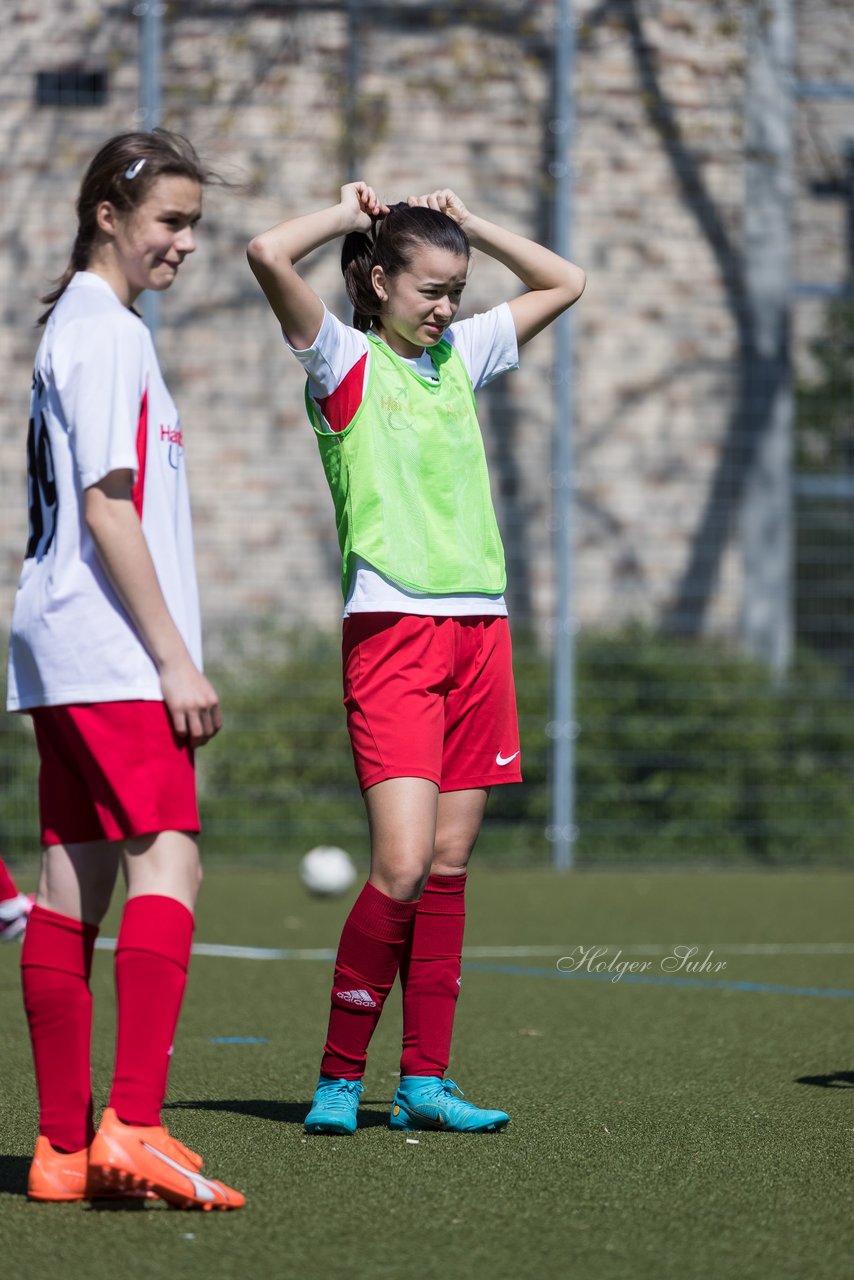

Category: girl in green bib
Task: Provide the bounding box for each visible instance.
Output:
[248,183,585,1133]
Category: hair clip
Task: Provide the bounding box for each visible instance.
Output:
[124,158,146,180]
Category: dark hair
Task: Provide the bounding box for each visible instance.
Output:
[341,203,471,333]
[38,128,212,325]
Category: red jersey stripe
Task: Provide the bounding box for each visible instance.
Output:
[132,388,148,517]
[315,350,368,434]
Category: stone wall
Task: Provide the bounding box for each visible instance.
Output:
[0,0,850,654]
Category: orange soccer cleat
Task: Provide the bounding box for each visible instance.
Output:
[27,1135,153,1202]
[27,1137,89,1202]
[87,1108,245,1211]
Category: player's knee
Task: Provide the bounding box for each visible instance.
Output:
[431,834,473,875]
[369,867,428,902]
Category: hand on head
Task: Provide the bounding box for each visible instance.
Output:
[407,189,470,227]
[340,183,470,230]
[341,182,389,229]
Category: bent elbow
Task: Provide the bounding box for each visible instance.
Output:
[246,235,268,271]
[247,233,285,276]
[568,266,586,304]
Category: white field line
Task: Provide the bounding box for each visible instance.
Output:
[92,939,854,960]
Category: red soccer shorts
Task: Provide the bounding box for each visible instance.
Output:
[30,701,199,846]
[342,613,522,793]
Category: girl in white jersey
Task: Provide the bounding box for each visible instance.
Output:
[8,130,243,1210]
[248,183,585,1134]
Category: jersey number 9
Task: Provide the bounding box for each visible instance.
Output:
[26,402,58,561]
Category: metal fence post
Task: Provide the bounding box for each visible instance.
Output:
[741,0,795,677]
[136,1,163,339]
[549,0,578,870]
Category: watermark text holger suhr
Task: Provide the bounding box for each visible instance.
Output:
[556,946,727,983]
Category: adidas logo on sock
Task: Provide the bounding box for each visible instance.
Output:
[335,988,377,1008]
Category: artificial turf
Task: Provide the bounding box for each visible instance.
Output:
[1,867,852,1280]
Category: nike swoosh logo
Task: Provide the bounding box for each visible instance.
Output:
[141,1142,218,1202]
[495,751,520,766]
[408,1110,446,1129]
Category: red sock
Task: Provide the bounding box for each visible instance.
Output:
[20,906,99,1152]
[0,857,20,902]
[399,873,466,1077]
[320,882,418,1080]
[108,895,194,1128]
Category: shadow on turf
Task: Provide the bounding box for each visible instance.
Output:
[795,1070,854,1088]
[84,1199,150,1212]
[164,1099,393,1128]
[0,1156,150,1209]
[0,1156,29,1196]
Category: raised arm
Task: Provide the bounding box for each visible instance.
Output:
[408,190,586,347]
[247,182,387,350]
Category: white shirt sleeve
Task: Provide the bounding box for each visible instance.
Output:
[52,314,145,489]
[285,306,370,400]
[445,302,519,390]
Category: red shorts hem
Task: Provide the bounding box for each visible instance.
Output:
[39,822,201,848]
[440,770,523,793]
[357,765,522,794]
[359,766,442,793]
[32,702,199,846]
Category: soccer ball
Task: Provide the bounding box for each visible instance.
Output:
[299,846,357,897]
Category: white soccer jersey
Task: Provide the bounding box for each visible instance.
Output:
[6,272,202,711]
[287,303,519,617]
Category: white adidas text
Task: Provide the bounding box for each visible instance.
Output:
[335,988,377,1008]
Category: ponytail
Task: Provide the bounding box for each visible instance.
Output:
[340,202,470,333]
[341,224,381,333]
[37,228,96,326]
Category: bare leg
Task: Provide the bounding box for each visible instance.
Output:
[432,787,490,876]
[37,841,121,926]
[121,830,202,911]
[34,827,202,921]
[364,776,440,900]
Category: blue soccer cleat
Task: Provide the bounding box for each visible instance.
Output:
[304,1076,364,1134]
[389,1076,509,1133]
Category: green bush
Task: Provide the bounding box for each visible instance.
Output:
[795,296,854,674]
[197,630,364,859]
[0,711,39,857]
[573,630,854,865]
